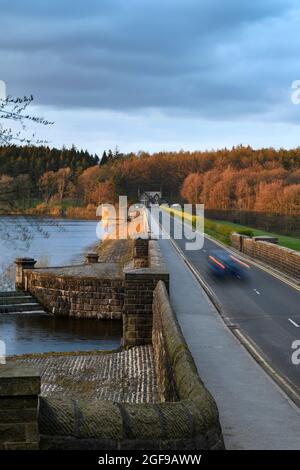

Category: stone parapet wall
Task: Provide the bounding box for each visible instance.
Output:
[230,232,245,251]
[122,240,169,347]
[24,264,124,320]
[22,238,167,327]
[152,283,178,402]
[0,364,40,450]
[5,234,224,450]
[151,281,224,449]
[230,232,300,281]
[38,280,224,450]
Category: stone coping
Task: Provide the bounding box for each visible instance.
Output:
[25,262,123,280]
[0,363,40,396]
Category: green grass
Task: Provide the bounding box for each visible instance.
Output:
[161,206,300,252]
[161,206,233,245]
[210,219,300,252]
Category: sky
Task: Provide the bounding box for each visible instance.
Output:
[1,0,300,154]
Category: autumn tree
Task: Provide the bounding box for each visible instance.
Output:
[39,171,57,204]
[56,167,72,202]
[88,180,116,205]
[181,173,203,204]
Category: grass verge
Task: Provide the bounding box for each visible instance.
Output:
[161,207,300,251]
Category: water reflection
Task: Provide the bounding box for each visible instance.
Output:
[0,217,100,289]
[0,217,121,355]
[1,314,122,355]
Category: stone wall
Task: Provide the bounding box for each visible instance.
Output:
[24,264,124,320]
[152,283,178,402]
[38,280,224,450]
[23,238,168,332]
[231,232,300,281]
[4,232,224,450]
[0,364,40,450]
[230,233,247,251]
[152,281,224,447]
[122,240,169,347]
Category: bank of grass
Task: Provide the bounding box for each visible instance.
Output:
[161,206,300,252]
[211,219,300,252]
[24,199,97,219]
[162,206,233,245]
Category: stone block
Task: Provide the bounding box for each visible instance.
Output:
[0,364,40,397]
[0,423,26,443]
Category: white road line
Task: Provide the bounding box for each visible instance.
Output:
[253,289,261,295]
[288,318,300,328]
[166,210,300,294]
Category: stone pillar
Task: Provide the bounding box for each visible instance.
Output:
[133,238,149,268]
[123,269,169,347]
[15,258,36,290]
[85,253,99,264]
[0,363,40,450]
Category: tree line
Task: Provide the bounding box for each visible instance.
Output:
[79,146,300,218]
[1,144,300,223]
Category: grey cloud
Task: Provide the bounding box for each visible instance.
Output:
[0,0,299,122]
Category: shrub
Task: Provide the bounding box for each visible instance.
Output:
[237,229,254,237]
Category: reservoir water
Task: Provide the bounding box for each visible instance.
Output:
[0,217,122,355]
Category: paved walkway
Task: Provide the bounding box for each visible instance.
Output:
[158,237,300,450]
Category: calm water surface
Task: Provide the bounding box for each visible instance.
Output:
[0,217,122,355]
[1,316,122,355]
[0,216,101,276]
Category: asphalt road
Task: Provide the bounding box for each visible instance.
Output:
[152,209,300,395]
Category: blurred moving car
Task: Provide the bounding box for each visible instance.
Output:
[207,249,250,279]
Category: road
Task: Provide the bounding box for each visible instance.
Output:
[151,208,300,397]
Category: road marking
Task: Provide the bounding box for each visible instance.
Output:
[156,211,300,408]
[288,318,300,328]
[235,329,300,408]
[253,289,261,295]
[168,211,300,294]
[203,232,300,293]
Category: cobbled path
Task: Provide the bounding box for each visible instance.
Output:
[15,345,158,403]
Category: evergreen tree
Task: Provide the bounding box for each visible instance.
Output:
[100,151,108,166]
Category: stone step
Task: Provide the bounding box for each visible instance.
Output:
[0,296,39,305]
[0,310,47,315]
[0,291,46,315]
[0,303,45,314]
[0,290,31,297]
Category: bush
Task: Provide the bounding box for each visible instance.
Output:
[204,219,233,244]
[237,229,254,237]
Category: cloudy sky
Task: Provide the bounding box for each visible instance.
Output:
[1,0,300,153]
